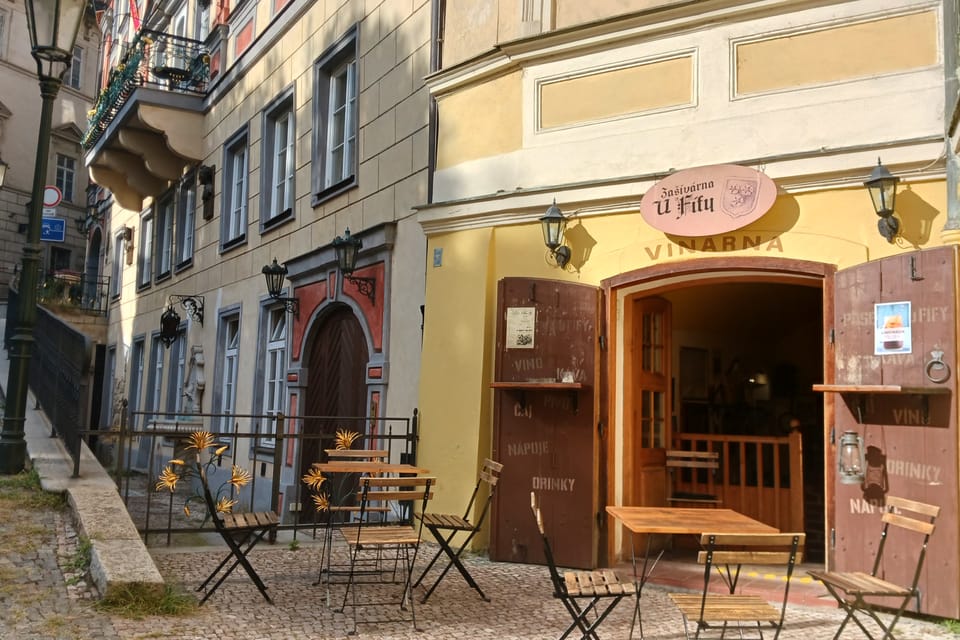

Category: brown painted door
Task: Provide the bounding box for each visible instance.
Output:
[829,246,958,618]
[490,278,601,569]
[627,296,672,509]
[300,304,369,522]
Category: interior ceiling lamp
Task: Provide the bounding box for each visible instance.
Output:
[0,157,8,188]
[159,294,205,348]
[332,228,376,302]
[864,158,900,243]
[539,200,571,269]
[262,258,300,315]
[837,430,866,485]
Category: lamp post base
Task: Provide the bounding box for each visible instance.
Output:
[0,438,27,475]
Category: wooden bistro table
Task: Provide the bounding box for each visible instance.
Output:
[606,506,778,639]
[312,459,429,602]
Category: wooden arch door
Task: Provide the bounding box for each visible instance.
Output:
[299,303,369,522]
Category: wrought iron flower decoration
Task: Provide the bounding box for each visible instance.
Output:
[154,431,253,522]
[334,428,361,450]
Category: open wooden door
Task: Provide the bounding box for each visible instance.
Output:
[823,246,958,618]
[490,277,601,569]
[623,296,672,509]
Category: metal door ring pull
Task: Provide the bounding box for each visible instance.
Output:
[925,352,951,384]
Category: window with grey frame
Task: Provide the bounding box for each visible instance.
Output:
[216,313,241,434]
[55,154,76,201]
[64,45,82,89]
[261,91,295,230]
[257,306,287,448]
[110,230,124,298]
[128,337,145,430]
[312,25,358,202]
[165,328,187,418]
[221,129,248,250]
[176,172,196,269]
[155,192,174,279]
[137,212,154,289]
[145,335,165,427]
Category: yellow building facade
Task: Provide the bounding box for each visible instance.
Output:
[419,0,960,618]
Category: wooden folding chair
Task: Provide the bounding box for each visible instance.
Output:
[807,496,939,640]
[668,532,805,640]
[196,483,279,605]
[413,457,503,603]
[666,449,722,506]
[531,492,636,640]
[339,475,435,634]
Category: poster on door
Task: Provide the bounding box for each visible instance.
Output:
[874,301,911,355]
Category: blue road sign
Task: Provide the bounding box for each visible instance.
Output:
[41,217,66,242]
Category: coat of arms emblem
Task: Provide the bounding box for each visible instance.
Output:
[722,177,759,218]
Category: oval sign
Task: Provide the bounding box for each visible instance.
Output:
[640,164,777,236]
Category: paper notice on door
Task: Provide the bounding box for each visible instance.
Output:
[506,307,536,349]
[874,301,912,355]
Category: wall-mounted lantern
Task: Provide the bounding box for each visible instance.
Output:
[539,200,571,269]
[837,430,866,485]
[262,258,300,315]
[864,158,900,243]
[332,228,375,302]
[159,294,205,348]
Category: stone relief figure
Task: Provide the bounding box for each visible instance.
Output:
[111,372,126,428]
[182,346,206,414]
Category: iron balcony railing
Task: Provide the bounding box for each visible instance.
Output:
[83,29,210,150]
[36,271,112,316]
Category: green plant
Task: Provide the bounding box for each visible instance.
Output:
[64,536,92,584]
[0,468,65,510]
[94,583,197,618]
[941,618,960,633]
[288,538,300,551]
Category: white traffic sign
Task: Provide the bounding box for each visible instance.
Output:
[43,185,62,208]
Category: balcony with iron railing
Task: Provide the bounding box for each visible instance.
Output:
[83,29,209,210]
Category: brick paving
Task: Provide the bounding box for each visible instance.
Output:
[2,513,955,640]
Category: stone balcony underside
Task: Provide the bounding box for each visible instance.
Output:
[86,89,204,211]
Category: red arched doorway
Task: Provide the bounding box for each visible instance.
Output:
[299,303,369,522]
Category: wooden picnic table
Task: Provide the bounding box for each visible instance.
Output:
[606,505,778,639]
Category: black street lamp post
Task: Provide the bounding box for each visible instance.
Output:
[1,0,87,474]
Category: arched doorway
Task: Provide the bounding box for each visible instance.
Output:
[298,303,369,522]
[610,258,831,563]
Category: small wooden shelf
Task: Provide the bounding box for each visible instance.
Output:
[813,383,950,424]
[490,382,585,390]
[813,384,950,395]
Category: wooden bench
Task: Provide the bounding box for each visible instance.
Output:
[668,532,804,640]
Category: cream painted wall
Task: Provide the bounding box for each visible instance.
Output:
[436,71,523,169]
[431,0,942,202]
[102,0,432,464]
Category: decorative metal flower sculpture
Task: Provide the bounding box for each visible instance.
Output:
[155,430,251,518]
[301,429,362,513]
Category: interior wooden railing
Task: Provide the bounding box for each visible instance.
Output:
[671,431,804,532]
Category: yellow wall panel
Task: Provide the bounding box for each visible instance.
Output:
[436,72,522,169]
[737,11,938,95]
[540,56,693,129]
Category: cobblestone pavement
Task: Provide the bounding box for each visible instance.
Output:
[1,506,956,640]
